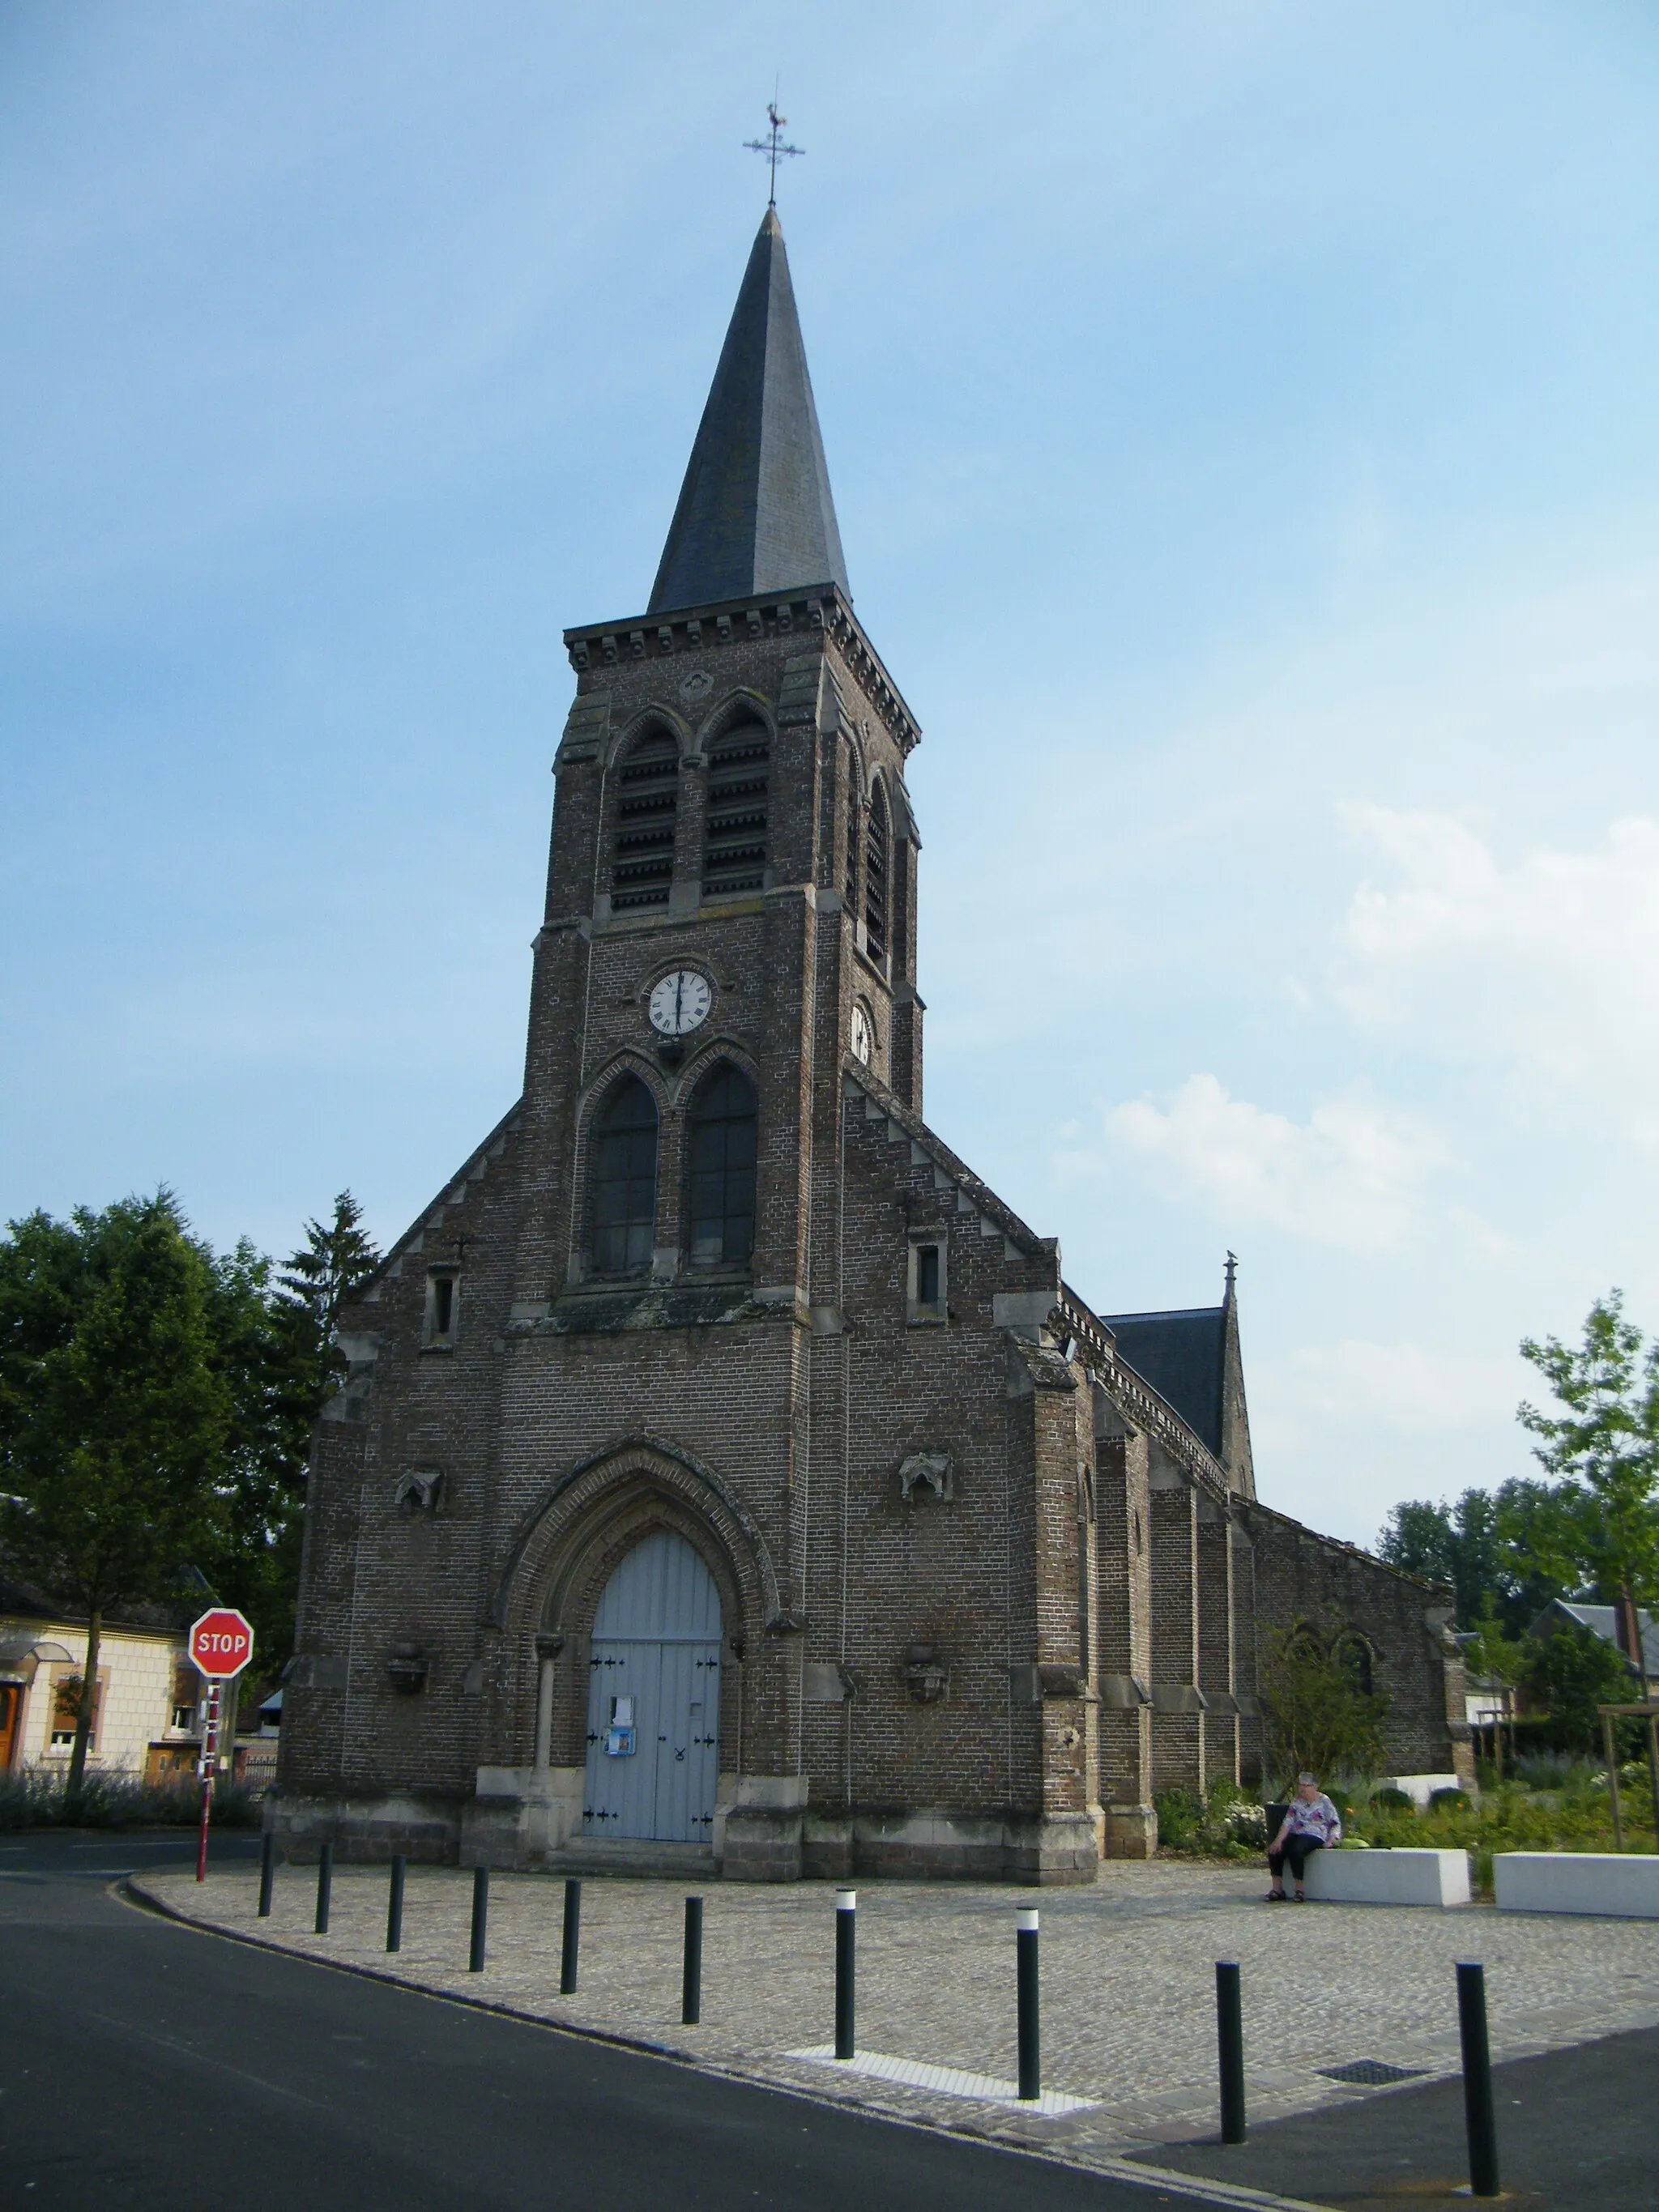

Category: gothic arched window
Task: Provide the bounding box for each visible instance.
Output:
[611,728,679,910]
[702,719,770,897]
[686,1063,757,1267]
[591,1075,659,1273]
[864,782,890,966]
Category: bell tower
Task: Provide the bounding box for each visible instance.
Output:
[506,207,923,1323]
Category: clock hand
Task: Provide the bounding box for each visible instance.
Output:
[674,972,684,1031]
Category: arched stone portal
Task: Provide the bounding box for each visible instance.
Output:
[582,1530,721,1843]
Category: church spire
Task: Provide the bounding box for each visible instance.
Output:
[647,208,850,616]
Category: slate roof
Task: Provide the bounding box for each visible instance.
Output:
[648,207,850,615]
[1535,1599,1659,1677]
[1098,1305,1227,1461]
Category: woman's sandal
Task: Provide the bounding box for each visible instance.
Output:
[1265,1889,1286,1902]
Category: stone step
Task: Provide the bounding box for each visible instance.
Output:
[541,1839,717,1878]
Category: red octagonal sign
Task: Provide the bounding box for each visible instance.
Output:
[189,1608,254,1680]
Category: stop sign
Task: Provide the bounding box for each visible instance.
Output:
[189,1608,254,1680]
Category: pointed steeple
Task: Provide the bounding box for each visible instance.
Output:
[648,209,850,615]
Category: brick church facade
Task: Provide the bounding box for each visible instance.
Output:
[275,208,1471,1879]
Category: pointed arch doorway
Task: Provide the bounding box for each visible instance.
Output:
[582,1529,721,1843]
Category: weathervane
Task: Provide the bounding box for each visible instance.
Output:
[744,99,804,207]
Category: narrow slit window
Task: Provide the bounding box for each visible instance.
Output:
[703,721,770,897]
[907,1234,946,1321]
[864,783,889,966]
[611,729,679,910]
[686,1063,757,1267]
[592,1076,659,1273]
[424,1269,459,1346]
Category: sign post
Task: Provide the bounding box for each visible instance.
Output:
[188,1608,254,1882]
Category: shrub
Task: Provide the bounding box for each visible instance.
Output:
[1260,1616,1388,1789]
[1372,1786,1415,1812]
[1429,1787,1473,1812]
[0,1770,260,1831]
[1156,1781,1270,1859]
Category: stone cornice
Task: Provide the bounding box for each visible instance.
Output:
[561,582,921,757]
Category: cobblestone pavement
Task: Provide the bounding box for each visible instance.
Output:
[134,1860,1659,2187]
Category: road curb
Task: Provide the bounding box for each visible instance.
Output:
[122,1870,1333,2212]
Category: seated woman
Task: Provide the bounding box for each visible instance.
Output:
[1267,1772,1341,1899]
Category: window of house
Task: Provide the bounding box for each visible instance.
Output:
[50,1670,100,1750]
[702,720,770,897]
[423,1268,459,1348]
[686,1063,757,1267]
[592,1075,659,1273]
[864,782,889,966]
[907,1232,947,1323]
[170,1667,198,1733]
[611,728,680,910]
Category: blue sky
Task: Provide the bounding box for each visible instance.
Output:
[4,2,1657,1545]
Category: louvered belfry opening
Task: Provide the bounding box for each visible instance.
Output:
[611,728,680,910]
[844,749,860,908]
[864,782,890,966]
[702,719,770,897]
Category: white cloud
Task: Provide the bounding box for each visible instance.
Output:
[1340,808,1659,1132]
[1086,1072,1439,1251]
[1273,1339,1522,1440]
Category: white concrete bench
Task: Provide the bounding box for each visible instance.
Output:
[1495,1852,1659,1917]
[1303,1847,1472,1907]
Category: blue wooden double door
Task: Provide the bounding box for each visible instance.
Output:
[582,1530,721,1843]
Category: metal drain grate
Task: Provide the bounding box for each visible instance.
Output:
[1318,2060,1430,2086]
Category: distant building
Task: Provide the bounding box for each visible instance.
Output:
[0,1597,193,1778]
[1529,1599,1659,1681]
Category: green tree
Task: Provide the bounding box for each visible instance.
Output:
[1519,1617,1635,1753]
[1260,1616,1389,1791]
[1512,1291,1659,1693]
[0,1195,230,1796]
[198,1194,379,1681]
[276,1192,380,1404]
[1378,1481,1562,1634]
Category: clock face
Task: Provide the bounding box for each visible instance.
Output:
[648,970,712,1037]
[851,1003,873,1065]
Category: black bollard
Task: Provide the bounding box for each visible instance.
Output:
[258,1831,276,1919]
[1016,1907,1041,2101]
[386,1854,406,1953]
[834,1889,856,2061]
[560,1877,582,1995]
[469,1865,489,1973]
[314,1842,333,1935]
[1456,1962,1500,2198]
[1217,1961,1247,2144]
[682,1895,704,2026]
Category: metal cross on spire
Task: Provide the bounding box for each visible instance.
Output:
[744,100,804,207]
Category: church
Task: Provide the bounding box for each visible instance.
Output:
[275,207,1470,1880]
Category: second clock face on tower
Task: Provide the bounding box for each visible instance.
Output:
[648,970,712,1037]
[851,1003,873,1065]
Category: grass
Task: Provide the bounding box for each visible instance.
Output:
[0,1767,262,1831]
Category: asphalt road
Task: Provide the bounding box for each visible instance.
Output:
[0,1831,1234,2212]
